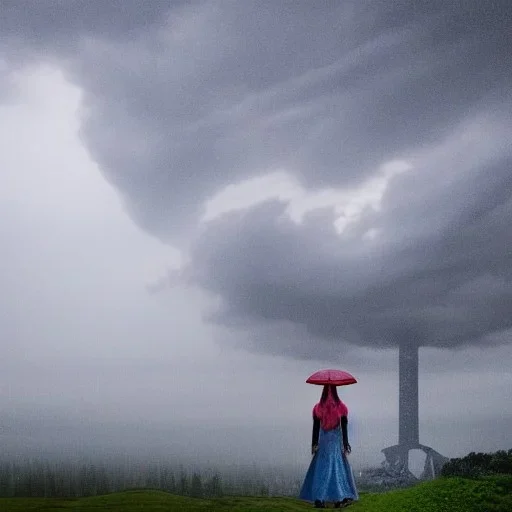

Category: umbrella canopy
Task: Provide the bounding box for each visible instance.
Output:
[306,369,357,386]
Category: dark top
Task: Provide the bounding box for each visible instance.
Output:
[312,414,350,451]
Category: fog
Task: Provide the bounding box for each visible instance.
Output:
[1,1,511,479]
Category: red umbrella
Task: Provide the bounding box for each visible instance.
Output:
[306,369,357,386]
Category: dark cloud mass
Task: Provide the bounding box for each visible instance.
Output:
[188,149,512,352]
[73,0,511,239]
[2,1,511,356]
[1,1,182,44]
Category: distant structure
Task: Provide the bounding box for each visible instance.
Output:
[381,341,448,480]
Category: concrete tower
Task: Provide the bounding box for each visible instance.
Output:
[381,342,448,480]
[399,341,419,448]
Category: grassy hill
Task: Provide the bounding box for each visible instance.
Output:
[1,475,511,511]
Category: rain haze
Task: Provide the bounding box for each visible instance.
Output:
[1,0,511,474]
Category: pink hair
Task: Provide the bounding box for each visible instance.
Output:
[313,386,348,431]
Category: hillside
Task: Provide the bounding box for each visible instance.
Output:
[1,475,511,512]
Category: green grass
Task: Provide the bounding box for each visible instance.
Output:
[351,475,512,512]
[1,475,511,511]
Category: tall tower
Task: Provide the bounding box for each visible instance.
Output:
[381,342,448,479]
[399,341,419,448]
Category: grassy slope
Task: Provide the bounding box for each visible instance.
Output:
[351,475,512,512]
[1,476,511,512]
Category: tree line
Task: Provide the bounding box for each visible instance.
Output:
[0,458,300,498]
[441,449,512,478]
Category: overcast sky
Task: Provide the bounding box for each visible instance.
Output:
[1,1,511,471]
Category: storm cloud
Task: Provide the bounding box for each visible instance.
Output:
[2,1,511,355]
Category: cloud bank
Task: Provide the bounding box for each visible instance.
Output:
[2,0,511,357]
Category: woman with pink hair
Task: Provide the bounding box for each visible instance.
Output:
[299,385,358,508]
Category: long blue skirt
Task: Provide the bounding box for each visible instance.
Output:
[299,427,359,503]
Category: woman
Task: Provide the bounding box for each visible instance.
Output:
[299,385,358,508]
